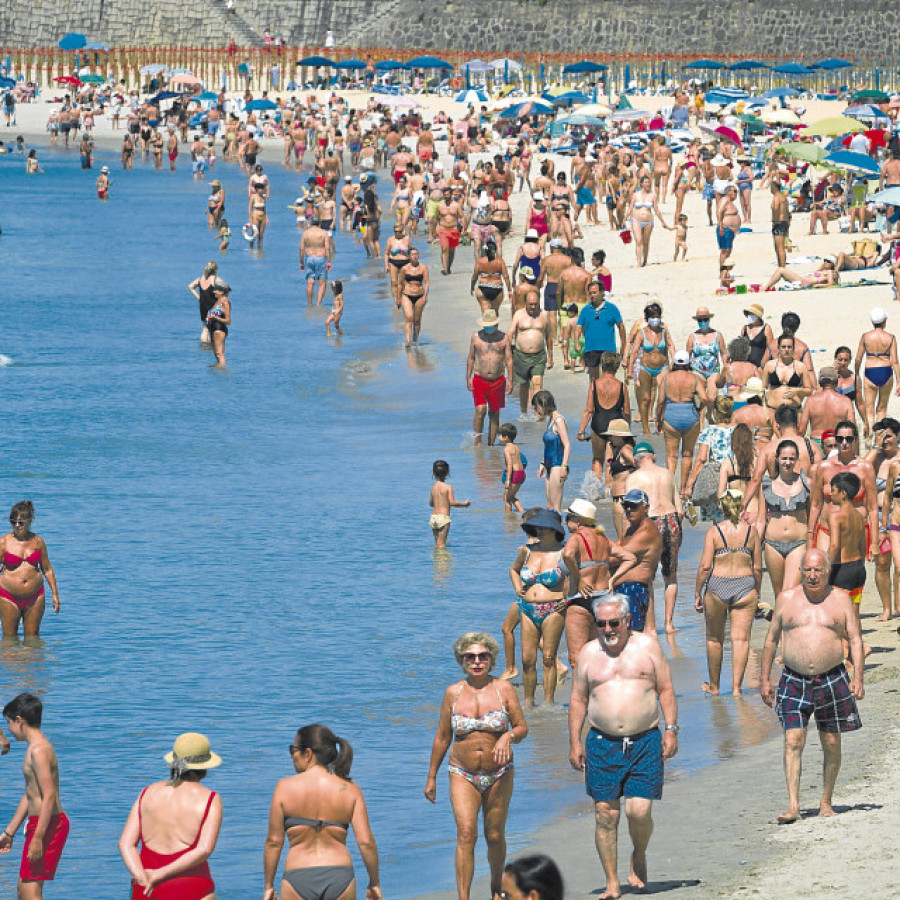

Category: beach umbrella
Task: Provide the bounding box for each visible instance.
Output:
[462,59,492,74]
[556,113,606,127]
[140,63,169,76]
[871,186,900,206]
[195,90,219,101]
[245,98,277,111]
[807,116,865,136]
[563,61,607,74]
[545,90,591,108]
[53,75,82,86]
[237,63,250,75]
[375,59,408,71]
[406,56,452,69]
[728,60,769,71]
[58,33,86,51]
[455,89,488,104]
[761,108,800,125]
[298,55,334,67]
[609,109,647,120]
[682,59,723,70]
[780,141,828,163]
[713,125,743,147]
[850,89,888,103]
[573,103,612,117]
[812,58,852,70]
[149,91,180,103]
[763,87,800,99]
[844,104,888,119]
[706,87,750,105]
[489,58,522,72]
[84,41,109,51]
[0,76,14,89]
[170,68,194,76]
[771,63,812,75]
[497,100,553,119]
[169,73,200,86]
[79,73,105,84]
[334,58,366,70]
[824,150,880,176]
[737,112,763,123]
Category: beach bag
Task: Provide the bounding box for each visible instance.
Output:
[619,228,632,244]
[691,460,721,507]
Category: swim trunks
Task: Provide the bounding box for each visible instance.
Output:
[472,373,506,412]
[772,221,790,237]
[437,226,460,249]
[430,514,451,530]
[829,558,866,604]
[513,347,547,385]
[617,581,649,632]
[650,512,682,577]
[702,183,715,201]
[576,187,596,206]
[776,663,861,733]
[584,727,663,802]
[543,282,559,312]
[20,812,69,880]
[716,227,735,251]
[305,255,328,280]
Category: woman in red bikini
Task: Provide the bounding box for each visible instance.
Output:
[119,732,223,900]
[0,501,60,637]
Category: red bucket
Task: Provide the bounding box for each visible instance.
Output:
[619,228,632,244]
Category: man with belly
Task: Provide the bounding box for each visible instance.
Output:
[616,489,663,634]
[760,549,863,824]
[466,310,513,447]
[508,291,552,416]
[542,240,571,350]
[798,367,855,448]
[568,593,678,899]
[436,187,463,275]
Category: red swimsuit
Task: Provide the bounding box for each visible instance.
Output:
[0,549,44,611]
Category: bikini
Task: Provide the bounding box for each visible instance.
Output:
[864,334,895,388]
[448,683,513,792]
[283,814,354,900]
[705,524,756,605]
[566,532,610,612]
[517,548,567,625]
[130,789,217,900]
[767,366,802,389]
[836,373,858,402]
[762,473,809,558]
[633,197,654,229]
[640,328,667,377]
[0,549,44,611]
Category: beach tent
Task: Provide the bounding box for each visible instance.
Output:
[298,56,334,67]
[406,56,452,69]
[563,61,607,74]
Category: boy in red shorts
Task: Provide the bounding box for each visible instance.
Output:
[0,693,69,898]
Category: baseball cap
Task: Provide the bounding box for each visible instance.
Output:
[622,488,649,506]
[673,350,690,366]
[633,442,655,456]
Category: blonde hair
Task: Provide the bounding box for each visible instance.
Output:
[453,632,500,671]
[712,395,734,424]
[204,261,218,275]
[719,489,743,524]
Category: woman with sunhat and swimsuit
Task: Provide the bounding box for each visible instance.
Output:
[119,732,223,900]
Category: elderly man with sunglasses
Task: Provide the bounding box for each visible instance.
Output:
[568,592,678,900]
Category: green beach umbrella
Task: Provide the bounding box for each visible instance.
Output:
[805,116,865,136]
[850,89,888,103]
[737,112,762,124]
[79,73,105,84]
[780,141,828,163]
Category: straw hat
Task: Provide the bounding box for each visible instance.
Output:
[566,499,597,523]
[743,303,764,320]
[478,309,500,328]
[602,418,633,437]
[693,306,715,320]
[739,376,764,400]
[164,733,222,772]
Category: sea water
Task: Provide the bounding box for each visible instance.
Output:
[0,145,776,898]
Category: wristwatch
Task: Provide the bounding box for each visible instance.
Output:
[665,724,680,735]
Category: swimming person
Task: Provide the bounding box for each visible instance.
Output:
[119,732,223,900]
[265,725,382,900]
[0,501,60,637]
[425,632,527,900]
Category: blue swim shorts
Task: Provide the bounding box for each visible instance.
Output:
[617,581,649,632]
[577,187,596,206]
[716,226,735,250]
[584,727,663,802]
[702,183,715,201]
[305,255,328,281]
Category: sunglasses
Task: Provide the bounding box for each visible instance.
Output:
[9,518,29,525]
[595,618,622,628]
[288,744,300,755]
[835,435,855,444]
[463,652,491,663]
[621,503,642,511]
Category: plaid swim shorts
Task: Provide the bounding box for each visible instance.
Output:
[775,663,861,733]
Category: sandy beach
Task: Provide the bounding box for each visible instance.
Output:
[6,88,900,897]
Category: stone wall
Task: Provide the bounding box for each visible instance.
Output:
[0,0,894,56]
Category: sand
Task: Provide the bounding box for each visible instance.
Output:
[7,89,900,898]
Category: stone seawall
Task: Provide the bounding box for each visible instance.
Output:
[0,0,893,56]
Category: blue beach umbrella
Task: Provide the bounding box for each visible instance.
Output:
[871,186,900,206]
[84,41,109,51]
[563,61,607,74]
[811,58,852,70]
[683,59,723,70]
[140,63,169,76]
[334,59,366,70]
[58,33,86,51]
[705,86,749,104]
[245,98,278,111]
[0,76,15,89]
[375,60,408,71]
[149,91,180,103]
[298,56,334,67]
[824,150,880,176]
[461,60,492,73]
[406,56,452,69]
[544,90,591,108]
[497,100,554,119]
[771,63,812,75]
[728,60,769,71]
[763,87,800,99]
[556,113,606,127]
[195,90,219,101]
[455,89,488,104]
[844,104,889,120]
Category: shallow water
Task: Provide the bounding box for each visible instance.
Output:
[0,145,776,898]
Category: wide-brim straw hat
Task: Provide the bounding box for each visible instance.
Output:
[602,418,633,437]
[164,732,222,770]
[743,303,764,320]
[693,306,715,320]
[478,310,500,328]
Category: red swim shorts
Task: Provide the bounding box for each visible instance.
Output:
[20,812,69,881]
[437,226,460,249]
[472,374,506,411]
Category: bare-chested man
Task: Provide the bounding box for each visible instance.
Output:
[511,270,537,316]
[299,218,334,307]
[867,417,900,618]
[771,180,791,268]
[542,240,571,349]
[880,146,900,189]
[616,489,663,634]
[626,443,683,634]
[716,183,740,268]
[339,176,356,232]
[466,310,513,446]
[760,549,863,824]
[0,693,69,897]
[508,291,552,415]
[798,367,855,445]
[569,593,678,899]
[557,248,591,356]
[436,187,463,275]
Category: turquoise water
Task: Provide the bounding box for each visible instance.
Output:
[0,145,776,898]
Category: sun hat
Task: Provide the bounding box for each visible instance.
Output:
[101,165,109,173]
[633,441,655,455]
[743,303,764,320]
[673,349,691,366]
[164,732,222,774]
[622,488,649,506]
[478,309,500,328]
[210,179,221,187]
[818,365,839,383]
[739,376,764,400]
[521,508,565,539]
[871,306,888,324]
[525,227,539,240]
[823,254,838,266]
[693,306,715,320]
[566,499,597,523]
[601,418,633,437]
[532,190,545,201]
[711,153,729,166]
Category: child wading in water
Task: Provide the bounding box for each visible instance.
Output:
[216,218,231,252]
[429,460,470,548]
[326,280,344,336]
[0,693,69,897]
[498,423,526,512]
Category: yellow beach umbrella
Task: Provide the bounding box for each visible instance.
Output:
[573,103,612,117]
[806,116,865,136]
[761,108,800,125]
